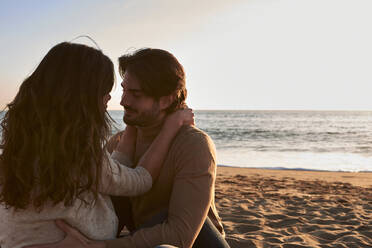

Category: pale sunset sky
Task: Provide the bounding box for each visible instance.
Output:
[1,0,372,110]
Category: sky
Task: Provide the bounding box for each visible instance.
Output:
[1,0,372,110]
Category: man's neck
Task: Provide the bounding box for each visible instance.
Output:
[136,116,165,143]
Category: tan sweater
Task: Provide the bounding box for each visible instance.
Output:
[0,152,152,248]
[105,126,224,248]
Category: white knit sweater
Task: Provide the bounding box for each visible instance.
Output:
[0,151,152,248]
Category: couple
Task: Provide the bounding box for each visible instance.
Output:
[0,42,229,248]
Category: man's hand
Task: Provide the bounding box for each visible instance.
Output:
[24,220,105,248]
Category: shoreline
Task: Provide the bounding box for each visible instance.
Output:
[218,164,372,174]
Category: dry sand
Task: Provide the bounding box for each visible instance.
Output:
[215,167,372,248]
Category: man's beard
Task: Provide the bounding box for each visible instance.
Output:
[123,103,161,127]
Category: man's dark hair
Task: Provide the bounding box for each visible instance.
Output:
[118,48,187,113]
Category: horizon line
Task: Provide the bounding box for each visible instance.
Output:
[106,108,372,112]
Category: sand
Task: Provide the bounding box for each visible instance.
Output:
[215,167,372,248]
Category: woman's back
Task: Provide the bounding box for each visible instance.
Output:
[0,42,124,247]
[0,150,154,248]
[0,41,193,247]
[0,191,118,248]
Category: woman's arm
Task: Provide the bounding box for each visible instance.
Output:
[135,108,194,181]
[100,109,194,195]
[113,125,137,164]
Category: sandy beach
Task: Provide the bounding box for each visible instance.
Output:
[215,167,372,248]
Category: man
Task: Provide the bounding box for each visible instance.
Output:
[28,48,228,248]
[107,48,226,248]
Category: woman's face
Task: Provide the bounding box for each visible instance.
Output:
[103,94,111,109]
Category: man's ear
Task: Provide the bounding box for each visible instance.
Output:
[159,94,175,111]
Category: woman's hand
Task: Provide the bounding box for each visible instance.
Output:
[163,108,195,131]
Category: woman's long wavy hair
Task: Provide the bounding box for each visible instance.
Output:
[0,42,114,210]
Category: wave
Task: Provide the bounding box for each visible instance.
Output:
[217,164,372,173]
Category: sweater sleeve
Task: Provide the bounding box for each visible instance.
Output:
[98,151,152,196]
[111,151,133,167]
[105,131,217,248]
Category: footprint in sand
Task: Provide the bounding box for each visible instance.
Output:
[264,214,288,220]
[235,224,261,233]
[267,217,302,228]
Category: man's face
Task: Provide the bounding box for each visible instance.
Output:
[120,71,161,127]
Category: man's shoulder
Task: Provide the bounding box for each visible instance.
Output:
[170,125,217,172]
[175,125,214,144]
[172,125,216,156]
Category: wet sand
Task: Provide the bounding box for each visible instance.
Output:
[215,167,372,248]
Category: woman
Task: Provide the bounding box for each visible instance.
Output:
[0,42,193,248]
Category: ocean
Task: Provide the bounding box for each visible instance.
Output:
[1,110,372,172]
[110,110,372,172]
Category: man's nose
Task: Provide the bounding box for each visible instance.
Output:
[120,92,129,107]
